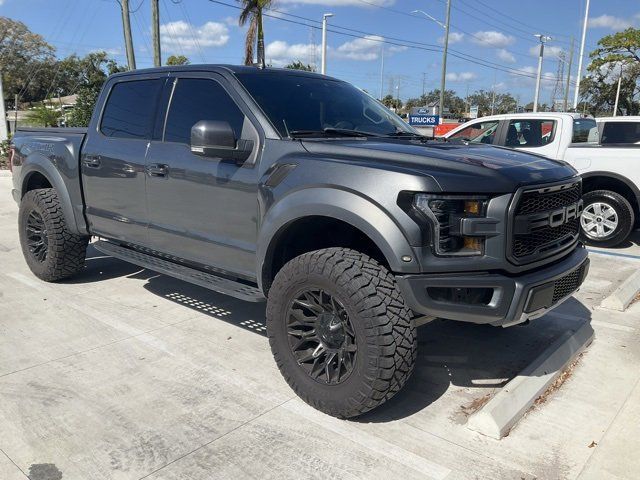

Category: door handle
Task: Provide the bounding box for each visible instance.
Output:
[82,155,101,168]
[146,163,169,177]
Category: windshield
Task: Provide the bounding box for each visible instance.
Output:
[235,72,417,138]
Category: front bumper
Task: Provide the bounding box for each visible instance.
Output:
[396,247,589,327]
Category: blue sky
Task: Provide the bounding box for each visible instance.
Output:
[3,0,639,104]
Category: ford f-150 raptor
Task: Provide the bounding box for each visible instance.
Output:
[10,65,589,418]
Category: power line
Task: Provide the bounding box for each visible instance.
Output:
[206,0,577,85]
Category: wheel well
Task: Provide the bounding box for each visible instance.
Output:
[263,216,390,293]
[582,176,639,216]
[22,172,52,197]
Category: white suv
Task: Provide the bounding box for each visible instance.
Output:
[444,113,640,247]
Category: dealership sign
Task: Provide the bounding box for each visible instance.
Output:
[408,114,440,126]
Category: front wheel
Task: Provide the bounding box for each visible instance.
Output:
[266,248,417,418]
[580,190,634,247]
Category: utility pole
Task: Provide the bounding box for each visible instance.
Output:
[573,0,590,109]
[0,73,7,141]
[491,68,497,115]
[379,44,385,100]
[533,34,551,113]
[120,0,137,70]
[563,37,574,112]
[321,13,333,75]
[613,64,623,117]
[422,72,427,98]
[14,94,18,133]
[151,0,161,67]
[395,82,400,111]
[440,0,452,116]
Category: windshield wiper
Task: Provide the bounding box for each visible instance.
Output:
[289,128,380,138]
[386,131,425,139]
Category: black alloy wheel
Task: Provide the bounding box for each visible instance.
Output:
[286,288,357,385]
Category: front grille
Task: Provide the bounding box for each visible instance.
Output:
[517,184,582,216]
[552,264,586,304]
[510,181,582,264]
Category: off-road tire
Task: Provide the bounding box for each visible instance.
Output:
[19,188,89,281]
[266,248,417,418]
[580,190,634,248]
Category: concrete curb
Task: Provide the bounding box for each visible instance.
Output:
[467,319,594,440]
[0,170,11,177]
[600,270,640,312]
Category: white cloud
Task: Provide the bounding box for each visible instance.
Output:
[278,0,395,6]
[446,72,477,82]
[90,47,122,56]
[497,48,516,63]
[160,21,229,53]
[471,31,515,48]
[588,14,632,30]
[511,66,557,86]
[335,35,404,61]
[528,44,564,58]
[265,40,317,66]
[439,32,464,45]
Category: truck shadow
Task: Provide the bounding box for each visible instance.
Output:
[71,249,593,422]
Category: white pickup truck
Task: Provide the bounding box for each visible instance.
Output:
[444,112,640,247]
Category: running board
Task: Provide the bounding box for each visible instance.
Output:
[93,240,265,302]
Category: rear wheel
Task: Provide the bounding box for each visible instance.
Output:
[18,188,89,281]
[580,190,634,247]
[266,248,417,418]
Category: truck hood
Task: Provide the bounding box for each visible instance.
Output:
[301,139,578,193]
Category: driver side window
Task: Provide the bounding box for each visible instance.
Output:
[449,120,499,144]
[164,78,245,145]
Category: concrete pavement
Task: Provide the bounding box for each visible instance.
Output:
[1,177,639,480]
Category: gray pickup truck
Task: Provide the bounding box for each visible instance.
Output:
[10,65,589,418]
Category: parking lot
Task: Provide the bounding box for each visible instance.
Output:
[1,175,639,480]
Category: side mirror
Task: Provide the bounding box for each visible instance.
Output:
[190,120,253,164]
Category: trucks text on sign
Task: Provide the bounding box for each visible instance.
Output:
[408,114,440,127]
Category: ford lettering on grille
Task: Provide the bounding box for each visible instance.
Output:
[509,181,582,264]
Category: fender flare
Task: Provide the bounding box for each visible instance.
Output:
[580,171,640,206]
[257,187,419,291]
[20,158,86,235]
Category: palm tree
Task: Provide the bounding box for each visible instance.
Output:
[238,0,272,66]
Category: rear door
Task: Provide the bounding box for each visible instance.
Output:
[497,118,560,158]
[81,75,164,244]
[144,72,261,279]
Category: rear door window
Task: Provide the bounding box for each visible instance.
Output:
[601,121,640,144]
[100,79,163,139]
[572,118,598,143]
[448,120,499,144]
[505,119,556,147]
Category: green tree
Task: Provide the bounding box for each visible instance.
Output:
[25,104,60,127]
[67,52,125,127]
[582,28,640,115]
[238,0,273,66]
[284,60,315,71]
[0,17,55,103]
[405,90,466,116]
[166,55,190,65]
[381,94,402,110]
[467,89,517,116]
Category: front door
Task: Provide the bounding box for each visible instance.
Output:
[144,74,260,279]
[81,76,164,244]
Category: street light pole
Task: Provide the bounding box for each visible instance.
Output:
[533,34,551,113]
[379,44,385,101]
[440,0,452,117]
[321,13,333,75]
[573,0,590,110]
[613,64,623,117]
[412,5,450,116]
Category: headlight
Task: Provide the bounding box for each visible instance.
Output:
[413,194,489,256]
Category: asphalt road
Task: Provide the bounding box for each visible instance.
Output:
[1,177,639,480]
